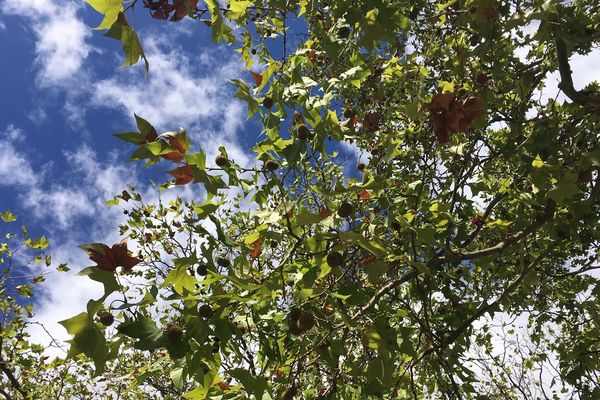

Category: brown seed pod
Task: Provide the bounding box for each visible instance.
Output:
[196,264,208,276]
[337,202,354,218]
[265,160,280,171]
[99,312,114,327]
[326,251,343,267]
[216,257,231,268]
[337,26,351,39]
[215,154,230,167]
[165,324,184,341]
[296,124,312,140]
[263,96,274,109]
[198,304,213,318]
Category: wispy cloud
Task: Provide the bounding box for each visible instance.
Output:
[0,128,40,187]
[1,0,92,87]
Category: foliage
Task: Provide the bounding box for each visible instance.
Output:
[18,0,600,399]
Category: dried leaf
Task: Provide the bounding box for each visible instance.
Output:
[358,190,371,200]
[168,164,194,185]
[250,239,262,260]
[250,71,263,86]
[83,239,141,273]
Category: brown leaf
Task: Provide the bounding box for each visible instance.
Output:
[85,239,141,273]
[250,71,263,86]
[461,96,486,121]
[360,255,377,265]
[362,111,380,133]
[152,10,167,20]
[111,239,142,270]
[161,152,185,163]
[117,12,128,26]
[423,92,485,144]
[318,207,332,218]
[483,6,499,21]
[168,164,194,185]
[358,190,371,200]
[171,0,198,22]
[145,128,159,142]
[250,239,262,260]
[424,91,456,113]
[168,137,186,154]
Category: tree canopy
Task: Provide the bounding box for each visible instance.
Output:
[2,0,600,399]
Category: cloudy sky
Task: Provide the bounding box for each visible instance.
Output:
[0,0,265,348]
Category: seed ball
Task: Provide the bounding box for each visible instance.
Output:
[165,324,184,341]
[475,73,490,85]
[263,96,274,109]
[578,169,593,183]
[296,124,312,140]
[337,202,354,218]
[282,387,298,400]
[297,312,315,332]
[99,312,114,327]
[326,251,343,267]
[337,26,351,39]
[265,160,279,171]
[343,108,356,119]
[215,154,230,167]
[197,264,208,276]
[198,304,213,318]
[216,257,231,268]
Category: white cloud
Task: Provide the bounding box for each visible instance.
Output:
[0,0,91,87]
[92,37,242,128]
[92,35,254,169]
[0,128,40,187]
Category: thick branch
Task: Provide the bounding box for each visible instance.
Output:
[442,245,555,347]
[0,361,26,399]
[351,269,418,321]
[0,329,26,399]
[350,203,555,323]
[430,201,555,267]
[552,27,600,106]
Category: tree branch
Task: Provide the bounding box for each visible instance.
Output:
[430,201,555,267]
[442,245,555,348]
[552,25,600,106]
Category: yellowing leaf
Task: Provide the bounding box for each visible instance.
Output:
[85,0,123,30]
[532,154,545,168]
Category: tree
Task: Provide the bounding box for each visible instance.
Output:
[51,0,600,399]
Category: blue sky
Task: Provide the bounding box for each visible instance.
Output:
[0,0,272,347]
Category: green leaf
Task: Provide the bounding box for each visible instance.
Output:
[104,21,148,70]
[547,173,581,204]
[532,154,545,168]
[78,267,119,296]
[59,312,109,374]
[0,210,17,222]
[25,235,48,249]
[229,368,268,399]
[163,265,197,294]
[117,315,166,353]
[338,232,387,257]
